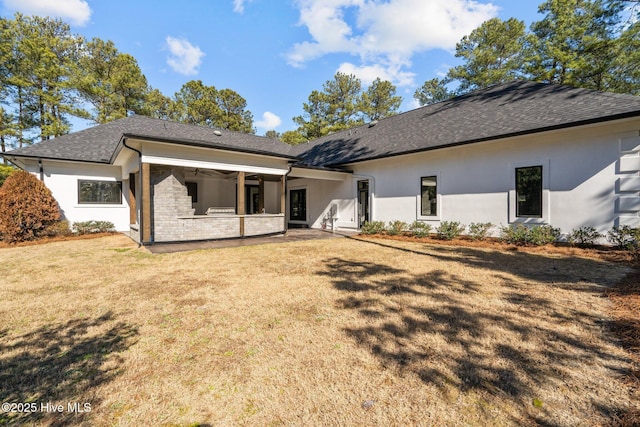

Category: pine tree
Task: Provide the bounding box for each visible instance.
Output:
[360,78,402,121]
[76,38,149,123]
[448,18,527,92]
[294,73,402,140]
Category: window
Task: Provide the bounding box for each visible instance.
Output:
[290,189,306,221]
[420,176,437,216]
[186,181,198,203]
[78,180,122,204]
[515,166,542,217]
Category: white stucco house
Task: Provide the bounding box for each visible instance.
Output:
[3,80,640,244]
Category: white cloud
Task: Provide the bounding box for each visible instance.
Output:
[287,0,498,87]
[356,0,497,56]
[435,64,453,79]
[338,61,415,87]
[255,112,282,130]
[3,0,91,26]
[233,0,254,13]
[409,97,422,110]
[165,36,205,76]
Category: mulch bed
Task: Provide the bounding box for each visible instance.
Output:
[606,267,640,426]
[0,232,118,249]
[356,233,637,263]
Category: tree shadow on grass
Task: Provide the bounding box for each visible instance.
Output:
[321,239,636,424]
[352,236,627,290]
[0,312,138,426]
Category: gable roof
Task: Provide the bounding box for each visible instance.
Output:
[4,115,297,164]
[3,81,640,168]
[293,80,640,167]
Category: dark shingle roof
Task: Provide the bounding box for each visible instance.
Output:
[4,81,640,168]
[293,80,640,167]
[4,115,297,163]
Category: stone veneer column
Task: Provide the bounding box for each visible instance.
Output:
[151,165,195,241]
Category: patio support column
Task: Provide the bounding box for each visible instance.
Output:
[141,162,152,243]
[258,175,265,213]
[237,171,245,236]
[280,174,286,214]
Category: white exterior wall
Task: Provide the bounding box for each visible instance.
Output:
[348,120,640,237]
[181,175,236,215]
[182,174,281,216]
[23,160,131,232]
[288,176,357,230]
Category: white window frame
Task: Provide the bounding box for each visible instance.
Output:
[416,172,441,221]
[508,159,550,224]
[77,179,123,205]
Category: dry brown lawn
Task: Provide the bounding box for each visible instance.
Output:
[0,234,638,426]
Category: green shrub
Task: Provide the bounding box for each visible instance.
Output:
[360,220,386,235]
[529,225,561,245]
[501,224,532,245]
[386,220,407,236]
[72,220,116,235]
[436,221,465,240]
[0,165,15,188]
[568,226,603,247]
[44,220,72,237]
[607,226,640,250]
[468,222,493,241]
[0,170,61,242]
[408,220,432,238]
[500,224,560,246]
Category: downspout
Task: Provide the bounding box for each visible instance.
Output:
[38,158,43,182]
[351,173,376,227]
[283,163,293,233]
[122,138,144,246]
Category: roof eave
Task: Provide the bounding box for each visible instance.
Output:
[0,152,112,165]
[123,133,299,161]
[290,162,352,173]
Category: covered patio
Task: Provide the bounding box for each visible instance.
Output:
[129,160,288,244]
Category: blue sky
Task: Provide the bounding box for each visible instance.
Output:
[1,0,545,134]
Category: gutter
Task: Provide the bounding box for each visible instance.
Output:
[121,138,145,246]
[122,133,299,162]
[2,153,111,165]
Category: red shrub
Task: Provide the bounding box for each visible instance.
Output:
[0,171,61,242]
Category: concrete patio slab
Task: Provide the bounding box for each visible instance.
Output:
[145,228,359,254]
